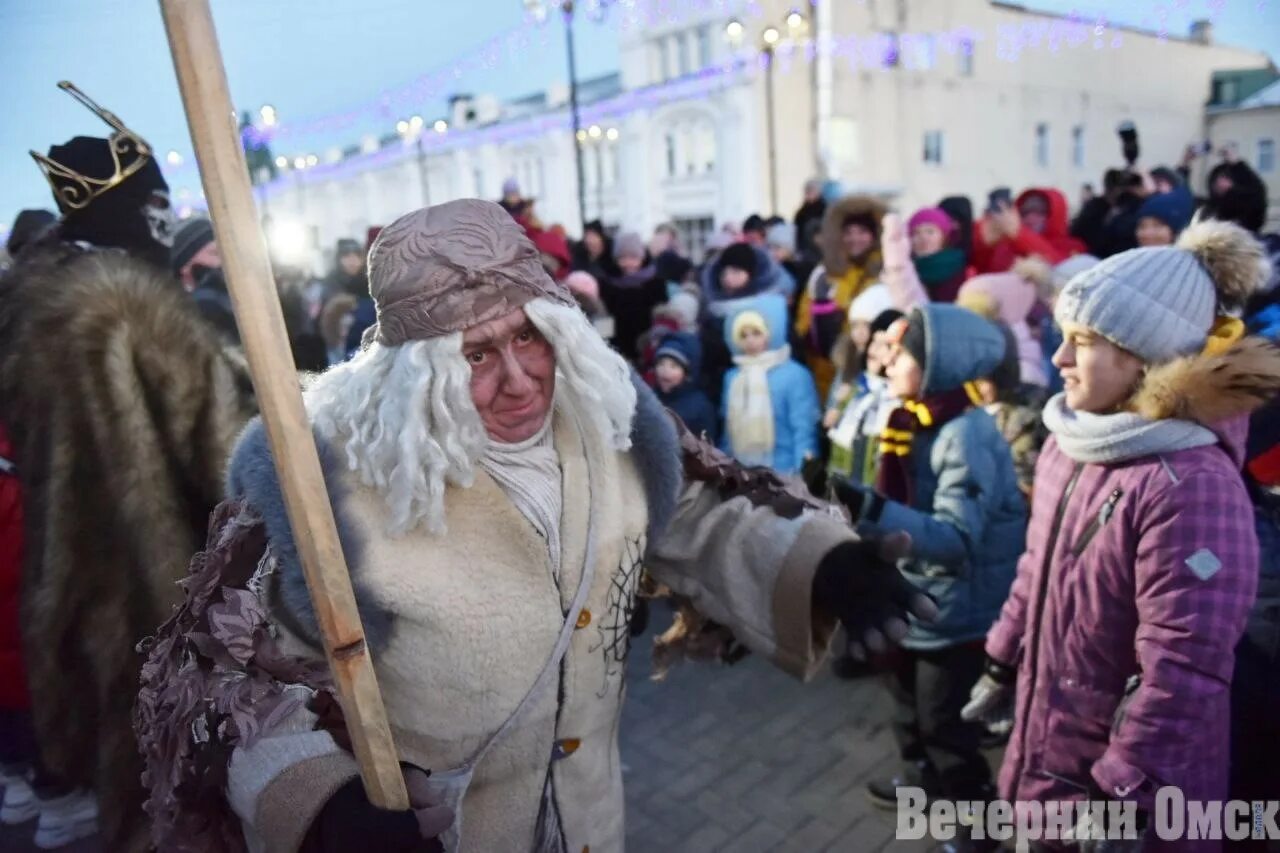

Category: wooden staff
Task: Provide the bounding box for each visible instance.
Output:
[158,0,409,811]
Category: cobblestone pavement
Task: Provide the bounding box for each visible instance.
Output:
[620,612,946,853]
[0,614,965,852]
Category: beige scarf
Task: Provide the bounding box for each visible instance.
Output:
[726,344,792,466]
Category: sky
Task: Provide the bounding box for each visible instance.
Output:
[2,0,1278,227]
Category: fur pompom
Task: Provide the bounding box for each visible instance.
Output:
[1133,336,1280,424]
[1176,218,1271,311]
[1012,256,1054,301]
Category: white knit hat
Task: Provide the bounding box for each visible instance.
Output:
[847,283,894,324]
[1055,220,1268,364]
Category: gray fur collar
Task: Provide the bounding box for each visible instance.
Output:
[225,419,389,651]
[225,370,683,652]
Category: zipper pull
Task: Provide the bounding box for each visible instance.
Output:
[1099,488,1122,525]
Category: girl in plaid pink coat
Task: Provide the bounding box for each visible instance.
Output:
[965,221,1280,851]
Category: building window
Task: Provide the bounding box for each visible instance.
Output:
[664,132,677,178]
[958,38,974,76]
[675,32,690,76]
[923,130,944,164]
[1072,125,1085,168]
[1259,138,1276,173]
[658,38,671,82]
[672,216,715,260]
[694,121,716,173]
[696,24,712,68]
[903,33,935,71]
[1035,123,1049,167]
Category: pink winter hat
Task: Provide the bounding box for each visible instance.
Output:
[907,207,956,236]
[565,270,600,302]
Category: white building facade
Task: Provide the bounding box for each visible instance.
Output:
[249,0,1272,272]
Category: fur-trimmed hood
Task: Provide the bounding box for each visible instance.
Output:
[1131,336,1280,465]
[819,194,888,276]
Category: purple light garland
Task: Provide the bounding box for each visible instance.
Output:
[169,0,1246,196]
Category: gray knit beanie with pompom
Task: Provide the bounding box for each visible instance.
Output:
[1054,219,1270,364]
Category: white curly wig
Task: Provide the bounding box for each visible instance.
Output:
[304,298,635,536]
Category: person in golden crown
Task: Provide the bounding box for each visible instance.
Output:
[0,82,255,851]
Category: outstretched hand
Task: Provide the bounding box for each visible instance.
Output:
[812,532,938,660]
[880,212,911,270]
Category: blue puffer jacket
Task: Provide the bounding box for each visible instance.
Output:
[719,294,820,475]
[856,304,1028,649]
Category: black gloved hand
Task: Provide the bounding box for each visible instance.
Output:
[300,766,452,853]
[811,532,938,659]
[800,455,827,498]
[829,475,885,523]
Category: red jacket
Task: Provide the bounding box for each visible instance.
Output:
[971,187,1086,274]
[0,420,29,710]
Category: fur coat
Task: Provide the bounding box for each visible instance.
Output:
[0,242,256,851]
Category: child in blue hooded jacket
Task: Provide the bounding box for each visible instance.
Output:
[832,303,1027,815]
[720,293,819,475]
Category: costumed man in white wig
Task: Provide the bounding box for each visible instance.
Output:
[136,199,936,853]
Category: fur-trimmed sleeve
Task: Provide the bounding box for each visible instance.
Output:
[643,420,849,680]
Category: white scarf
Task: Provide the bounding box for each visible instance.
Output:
[828,373,889,449]
[1041,392,1218,464]
[726,344,792,466]
[479,413,563,580]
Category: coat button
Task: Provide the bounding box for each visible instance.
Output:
[576,609,591,628]
[555,738,581,759]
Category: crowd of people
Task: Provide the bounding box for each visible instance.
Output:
[1,81,1279,853]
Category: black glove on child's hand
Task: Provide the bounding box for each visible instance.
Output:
[829,475,886,523]
[812,532,937,660]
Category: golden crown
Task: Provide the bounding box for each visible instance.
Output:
[30,81,154,212]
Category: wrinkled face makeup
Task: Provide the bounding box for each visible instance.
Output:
[143,191,176,248]
[1053,324,1145,414]
[463,308,557,443]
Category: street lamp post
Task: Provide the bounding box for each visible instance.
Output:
[563,2,587,230]
[762,26,780,217]
[731,14,809,218]
[398,115,431,207]
[526,0,612,230]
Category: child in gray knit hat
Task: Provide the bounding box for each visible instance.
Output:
[964,220,1280,842]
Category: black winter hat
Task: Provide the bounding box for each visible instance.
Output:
[719,242,758,276]
[870,308,904,336]
[6,209,56,256]
[171,217,215,273]
[50,136,171,267]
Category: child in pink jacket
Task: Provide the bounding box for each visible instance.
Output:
[964,221,1280,851]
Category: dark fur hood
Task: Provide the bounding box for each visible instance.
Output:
[820,194,888,276]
